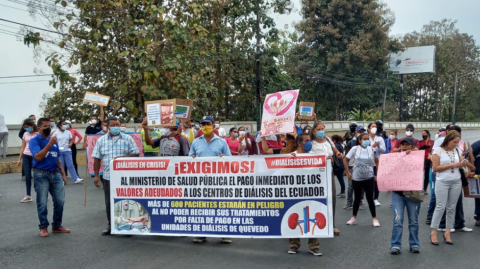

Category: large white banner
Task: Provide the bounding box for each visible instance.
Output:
[109,155,333,238]
[389,46,436,74]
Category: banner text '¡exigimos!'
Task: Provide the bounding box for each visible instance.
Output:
[175,161,255,175]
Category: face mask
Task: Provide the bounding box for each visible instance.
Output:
[62,125,68,130]
[422,135,428,140]
[184,124,189,128]
[371,128,377,134]
[389,135,396,140]
[25,127,33,133]
[350,127,356,133]
[316,131,325,139]
[195,124,200,129]
[163,130,171,136]
[215,124,220,129]
[300,124,306,129]
[50,122,55,127]
[362,140,370,147]
[103,126,108,131]
[91,120,97,125]
[202,125,213,135]
[304,141,312,152]
[239,131,246,136]
[110,127,121,136]
[233,133,239,138]
[120,127,126,132]
[378,127,383,132]
[42,127,51,136]
[245,129,249,133]
[406,131,413,137]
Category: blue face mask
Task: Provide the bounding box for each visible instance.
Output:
[362,140,370,147]
[50,122,55,127]
[25,127,33,133]
[195,124,200,129]
[245,129,249,133]
[110,127,121,136]
[316,131,325,139]
[304,141,312,152]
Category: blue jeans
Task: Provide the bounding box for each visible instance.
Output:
[475,198,480,221]
[333,168,345,193]
[427,172,436,219]
[33,170,65,229]
[391,192,421,250]
[59,151,78,181]
[144,152,158,157]
[22,154,33,196]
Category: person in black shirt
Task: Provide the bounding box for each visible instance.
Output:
[375,120,388,140]
[83,105,104,148]
[343,122,357,146]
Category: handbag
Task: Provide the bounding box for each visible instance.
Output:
[455,148,469,187]
[403,191,425,203]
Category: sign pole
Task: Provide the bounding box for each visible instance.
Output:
[399,74,404,122]
[452,72,458,124]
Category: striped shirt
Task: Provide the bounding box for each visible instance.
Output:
[91,133,140,180]
[189,135,232,157]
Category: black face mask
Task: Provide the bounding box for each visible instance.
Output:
[350,127,356,133]
[377,127,383,133]
[42,127,51,136]
[422,135,428,140]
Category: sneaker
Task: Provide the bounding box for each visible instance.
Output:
[336,193,345,198]
[475,221,480,227]
[410,247,420,253]
[40,228,49,237]
[373,219,380,227]
[193,237,207,243]
[390,248,400,255]
[343,205,353,210]
[457,227,472,232]
[374,199,381,206]
[21,176,26,181]
[425,219,432,225]
[309,248,322,256]
[74,178,84,184]
[221,238,232,243]
[20,196,33,203]
[346,217,357,225]
[288,247,298,254]
[52,226,70,233]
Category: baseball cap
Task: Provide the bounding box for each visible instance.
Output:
[200,116,214,124]
[400,137,414,146]
[405,124,415,131]
[356,125,366,132]
[349,122,358,127]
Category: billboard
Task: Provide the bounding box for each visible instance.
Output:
[388,46,436,75]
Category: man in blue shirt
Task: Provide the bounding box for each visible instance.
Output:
[189,116,231,243]
[92,116,140,235]
[470,140,480,227]
[30,118,69,237]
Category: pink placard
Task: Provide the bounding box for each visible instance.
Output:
[377,150,424,191]
[87,133,144,175]
[260,89,299,137]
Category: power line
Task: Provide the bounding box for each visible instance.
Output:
[0,3,29,11]
[0,17,65,35]
[0,73,79,79]
[0,80,51,85]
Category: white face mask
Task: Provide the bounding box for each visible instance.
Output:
[300,124,306,129]
[103,126,107,131]
[120,127,126,132]
[215,124,220,128]
[371,128,377,134]
[389,135,396,140]
[406,131,413,137]
[91,119,97,125]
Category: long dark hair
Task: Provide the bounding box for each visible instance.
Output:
[356,133,369,146]
[422,129,430,139]
[57,119,66,129]
[331,135,344,144]
[22,118,37,132]
[309,122,324,140]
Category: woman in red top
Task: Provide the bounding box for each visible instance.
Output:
[66,120,83,175]
[225,127,244,155]
[419,129,433,193]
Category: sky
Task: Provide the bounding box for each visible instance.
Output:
[1,0,479,124]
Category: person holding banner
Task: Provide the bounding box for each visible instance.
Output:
[141,119,189,157]
[238,126,254,155]
[344,133,380,227]
[189,116,232,243]
[390,137,421,255]
[92,117,140,236]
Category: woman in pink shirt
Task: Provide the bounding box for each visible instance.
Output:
[225,127,244,155]
[16,119,38,203]
[66,120,83,175]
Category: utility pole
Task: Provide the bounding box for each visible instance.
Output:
[399,74,404,122]
[452,72,458,124]
[255,0,261,132]
[381,70,390,122]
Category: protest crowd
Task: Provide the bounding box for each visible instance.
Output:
[2,100,480,257]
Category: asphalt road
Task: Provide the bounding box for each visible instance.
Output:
[1,130,480,269]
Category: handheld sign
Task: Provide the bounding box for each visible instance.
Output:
[175,99,194,119]
[377,151,424,191]
[84,91,110,106]
[298,102,315,120]
[144,99,177,127]
[260,89,299,137]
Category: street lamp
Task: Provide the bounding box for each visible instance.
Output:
[452,72,475,124]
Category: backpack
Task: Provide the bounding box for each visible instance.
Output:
[160,134,190,156]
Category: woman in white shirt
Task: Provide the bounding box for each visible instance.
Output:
[367,123,386,206]
[310,123,343,235]
[343,133,380,227]
[430,131,474,245]
[53,120,84,184]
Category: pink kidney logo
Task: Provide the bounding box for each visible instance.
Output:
[264,90,298,116]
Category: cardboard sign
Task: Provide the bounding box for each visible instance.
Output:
[464,177,480,198]
[84,91,110,106]
[260,89,299,137]
[377,151,424,191]
[298,102,315,120]
[144,99,176,127]
[175,99,194,119]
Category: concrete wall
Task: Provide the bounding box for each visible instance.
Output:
[2,121,479,155]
